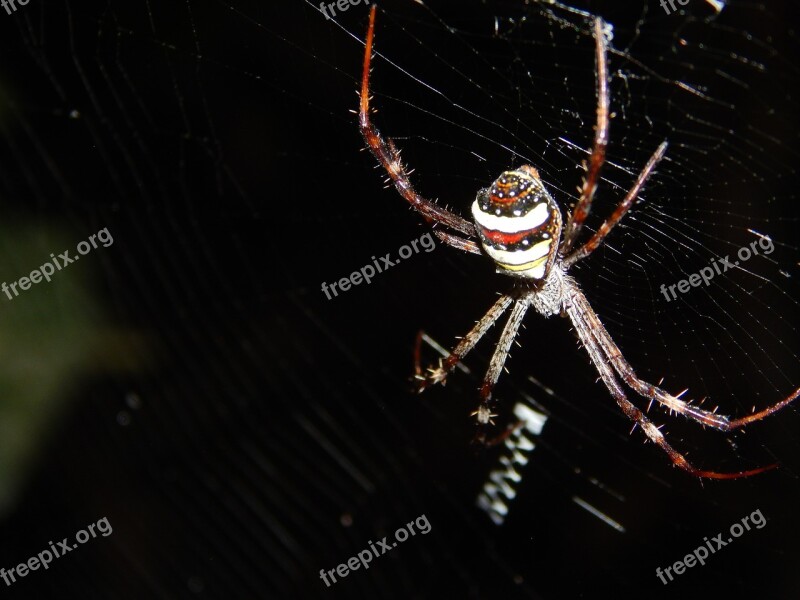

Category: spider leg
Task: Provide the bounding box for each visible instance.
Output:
[359,5,476,238]
[433,230,482,255]
[564,289,776,479]
[560,18,610,255]
[726,394,800,429]
[568,280,800,430]
[481,419,527,448]
[563,141,667,268]
[473,300,528,430]
[414,295,513,392]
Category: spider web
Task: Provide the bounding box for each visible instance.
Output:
[0,0,798,598]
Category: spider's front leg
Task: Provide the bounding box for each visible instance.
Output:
[358,5,476,238]
[413,296,512,392]
[560,17,610,255]
[562,141,667,268]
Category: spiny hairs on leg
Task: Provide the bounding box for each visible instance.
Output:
[413,296,513,393]
[358,4,476,238]
[564,279,783,479]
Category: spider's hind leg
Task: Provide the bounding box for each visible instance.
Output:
[471,300,529,443]
[569,282,800,431]
[565,289,776,479]
[414,296,512,392]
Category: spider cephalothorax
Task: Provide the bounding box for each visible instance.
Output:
[471,166,562,281]
[358,5,799,479]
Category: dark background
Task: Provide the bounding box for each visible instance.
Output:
[0,0,798,598]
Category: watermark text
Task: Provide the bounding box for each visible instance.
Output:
[320,514,431,587]
[321,232,435,300]
[655,509,765,585]
[660,235,773,302]
[320,0,371,20]
[2,227,114,301]
[1,517,113,587]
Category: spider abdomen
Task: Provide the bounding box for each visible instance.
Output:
[471,165,562,280]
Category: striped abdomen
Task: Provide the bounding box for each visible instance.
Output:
[471,165,562,280]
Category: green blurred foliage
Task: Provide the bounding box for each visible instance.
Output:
[0,223,104,515]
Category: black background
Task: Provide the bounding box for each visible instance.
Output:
[0,1,798,599]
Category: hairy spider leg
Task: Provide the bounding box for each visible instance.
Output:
[414,295,513,392]
[569,282,800,430]
[563,141,667,268]
[433,230,483,255]
[472,300,529,438]
[565,282,777,479]
[561,17,610,255]
[359,5,476,238]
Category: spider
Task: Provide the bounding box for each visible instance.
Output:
[358,6,799,479]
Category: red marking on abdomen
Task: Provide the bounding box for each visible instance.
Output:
[479,227,531,245]
[488,185,531,205]
[488,193,517,205]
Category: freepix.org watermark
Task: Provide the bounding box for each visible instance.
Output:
[2,227,113,301]
[655,509,766,585]
[1,517,112,587]
[319,0,370,20]
[660,235,773,302]
[321,232,435,300]
[319,514,431,588]
[661,0,725,16]
[1,0,32,17]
